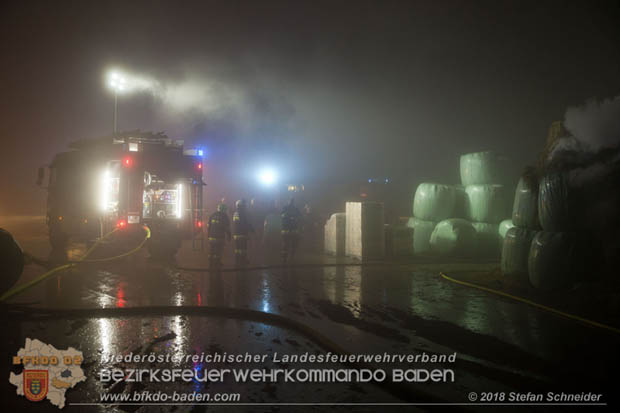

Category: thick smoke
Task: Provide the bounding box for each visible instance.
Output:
[118,69,295,141]
[564,96,620,151]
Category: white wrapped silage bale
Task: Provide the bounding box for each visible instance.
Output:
[465,184,511,224]
[412,183,458,221]
[406,217,437,255]
[429,218,476,256]
[501,227,538,282]
[460,151,509,186]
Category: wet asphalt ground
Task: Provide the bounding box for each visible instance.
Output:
[1,216,618,412]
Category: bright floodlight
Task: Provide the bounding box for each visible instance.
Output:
[108,71,127,93]
[257,168,277,186]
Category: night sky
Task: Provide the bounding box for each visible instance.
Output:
[1,0,620,214]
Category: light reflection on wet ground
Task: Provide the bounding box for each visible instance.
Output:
[2,217,619,410]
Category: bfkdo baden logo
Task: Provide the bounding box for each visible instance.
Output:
[24,370,49,402]
[9,338,86,409]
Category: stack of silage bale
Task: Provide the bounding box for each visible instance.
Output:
[528,173,581,290]
[408,183,460,255]
[501,173,540,282]
[460,151,512,257]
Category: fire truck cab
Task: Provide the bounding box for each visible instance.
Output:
[38,131,205,258]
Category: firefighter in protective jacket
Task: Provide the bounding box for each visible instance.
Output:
[207,203,231,268]
[232,199,255,265]
[281,198,302,263]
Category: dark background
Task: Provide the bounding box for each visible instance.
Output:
[1,0,619,215]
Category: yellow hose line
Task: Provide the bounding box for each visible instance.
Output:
[0,226,149,302]
[439,272,620,335]
[75,226,151,263]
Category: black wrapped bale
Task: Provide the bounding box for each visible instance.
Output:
[0,228,24,295]
[501,227,538,282]
[528,231,577,291]
[538,173,577,231]
[512,177,540,229]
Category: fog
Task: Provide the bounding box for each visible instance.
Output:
[1,0,620,215]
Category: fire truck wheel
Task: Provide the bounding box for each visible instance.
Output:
[49,226,69,251]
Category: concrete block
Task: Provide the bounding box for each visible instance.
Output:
[345,202,385,260]
[324,212,346,256]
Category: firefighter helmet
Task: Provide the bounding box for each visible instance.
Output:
[235,199,248,210]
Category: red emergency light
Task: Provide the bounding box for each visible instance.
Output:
[196,220,203,228]
[116,219,127,229]
[122,156,133,168]
[196,162,203,171]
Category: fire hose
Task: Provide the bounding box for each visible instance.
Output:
[3,232,618,336]
[2,234,618,406]
[6,304,446,406]
[0,226,151,302]
[439,272,620,335]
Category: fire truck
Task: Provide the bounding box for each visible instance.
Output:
[37,131,205,258]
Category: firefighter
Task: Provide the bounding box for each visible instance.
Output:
[232,199,255,266]
[207,203,231,268]
[280,198,302,263]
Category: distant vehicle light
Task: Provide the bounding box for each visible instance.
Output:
[197,162,203,170]
[116,219,127,229]
[257,167,277,186]
[198,149,204,157]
